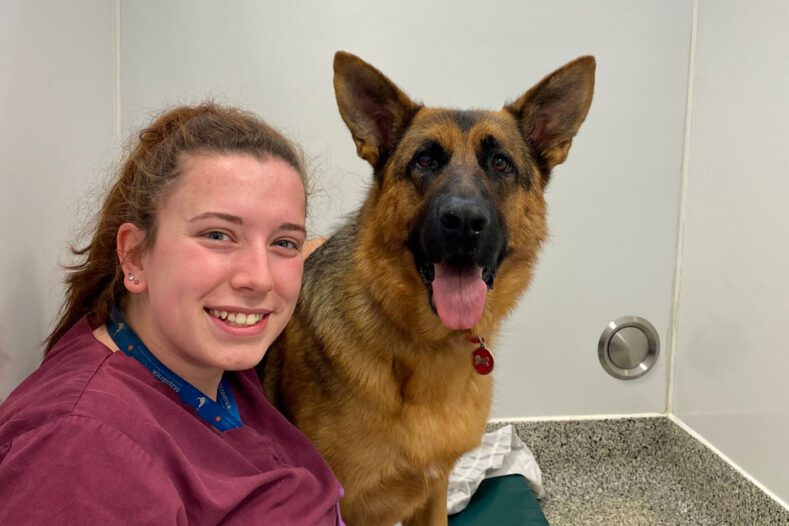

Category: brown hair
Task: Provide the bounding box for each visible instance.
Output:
[45,102,307,353]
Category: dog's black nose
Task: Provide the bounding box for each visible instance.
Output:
[439,197,490,238]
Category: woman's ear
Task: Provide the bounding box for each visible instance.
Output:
[117,222,148,293]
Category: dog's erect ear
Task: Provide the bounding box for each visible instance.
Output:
[333,51,420,168]
[505,56,595,177]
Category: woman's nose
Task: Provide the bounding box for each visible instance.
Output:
[229,247,274,293]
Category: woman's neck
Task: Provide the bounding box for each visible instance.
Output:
[95,305,223,401]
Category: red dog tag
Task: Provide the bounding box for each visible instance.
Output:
[469,336,494,375]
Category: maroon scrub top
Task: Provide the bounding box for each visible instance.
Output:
[0,318,344,525]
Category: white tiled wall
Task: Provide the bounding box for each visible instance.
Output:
[0,1,116,398]
[120,0,692,418]
[673,0,789,505]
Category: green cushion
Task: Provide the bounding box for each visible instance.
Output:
[448,474,549,526]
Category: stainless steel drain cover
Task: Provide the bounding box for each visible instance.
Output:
[598,316,659,380]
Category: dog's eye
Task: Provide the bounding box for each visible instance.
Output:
[415,153,437,170]
[491,155,512,173]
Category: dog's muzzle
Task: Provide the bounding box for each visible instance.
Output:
[408,191,507,331]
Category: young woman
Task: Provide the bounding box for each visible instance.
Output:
[0,103,343,524]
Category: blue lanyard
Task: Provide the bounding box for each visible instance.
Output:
[107,306,243,432]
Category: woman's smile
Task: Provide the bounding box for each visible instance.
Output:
[205,307,270,335]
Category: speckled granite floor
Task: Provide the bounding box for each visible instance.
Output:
[489,417,789,526]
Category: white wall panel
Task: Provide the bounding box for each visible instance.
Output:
[121,0,691,417]
[674,0,789,504]
[0,1,116,398]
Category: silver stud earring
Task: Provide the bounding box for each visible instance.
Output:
[128,273,140,285]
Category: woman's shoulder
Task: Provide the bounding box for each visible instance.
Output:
[0,320,110,429]
[0,318,165,446]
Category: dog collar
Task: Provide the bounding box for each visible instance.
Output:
[468,335,494,375]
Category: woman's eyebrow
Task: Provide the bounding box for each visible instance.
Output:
[188,212,243,224]
[188,213,306,234]
[280,223,307,234]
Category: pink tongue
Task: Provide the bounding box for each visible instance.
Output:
[431,263,488,330]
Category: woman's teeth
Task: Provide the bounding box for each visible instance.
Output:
[209,309,264,326]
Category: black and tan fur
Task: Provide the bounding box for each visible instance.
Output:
[262,51,595,525]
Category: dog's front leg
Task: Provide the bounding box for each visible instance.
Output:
[402,475,449,526]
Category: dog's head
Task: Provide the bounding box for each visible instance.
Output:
[334,52,594,334]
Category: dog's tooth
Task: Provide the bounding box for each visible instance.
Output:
[220,311,228,319]
[246,315,257,326]
[227,313,236,323]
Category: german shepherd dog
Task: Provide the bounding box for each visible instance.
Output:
[262,52,594,525]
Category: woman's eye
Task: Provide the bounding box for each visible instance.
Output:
[203,231,230,242]
[274,239,299,250]
[415,153,436,170]
[491,154,512,173]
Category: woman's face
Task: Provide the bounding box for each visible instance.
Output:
[126,152,306,385]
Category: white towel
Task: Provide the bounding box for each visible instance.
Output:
[446,424,545,515]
